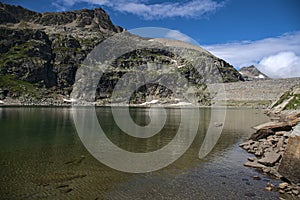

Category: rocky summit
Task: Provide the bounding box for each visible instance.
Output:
[239,65,270,81]
[0,3,243,105]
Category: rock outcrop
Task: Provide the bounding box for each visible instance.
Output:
[0,2,119,32]
[72,35,244,105]
[0,3,122,102]
[267,84,300,114]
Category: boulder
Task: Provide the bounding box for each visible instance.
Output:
[278,136,300,183]
[258,151,281,167]
[278,182,289,190]
[250,128,274,141]
[244,161,265,169]
[250,121,294,141]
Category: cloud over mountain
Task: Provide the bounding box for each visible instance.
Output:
[53,0,225,19]
[204,32,300,78]
[258,52,300,78]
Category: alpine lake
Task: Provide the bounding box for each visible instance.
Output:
[0,106,281,199]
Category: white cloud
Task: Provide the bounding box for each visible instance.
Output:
[204,32,300,78]
[165,30,194,43]
[53,0,224,19]
[258,52,300,78]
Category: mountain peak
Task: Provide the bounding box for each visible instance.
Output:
[239,65,270,81]
[0,3,123,33]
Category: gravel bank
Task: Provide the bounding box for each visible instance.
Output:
[210,78,300,106]
[1,78,299,107]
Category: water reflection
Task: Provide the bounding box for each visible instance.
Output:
[0,107,278,199]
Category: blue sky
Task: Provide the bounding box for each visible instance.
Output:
[2,0,300,78]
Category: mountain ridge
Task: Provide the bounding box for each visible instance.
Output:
[0,2,122,32]
[0,3,243,105]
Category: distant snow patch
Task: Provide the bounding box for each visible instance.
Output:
[140,99,159,105]
[63,98,77,103]
[258,74,265,79]
[171,102,192,106]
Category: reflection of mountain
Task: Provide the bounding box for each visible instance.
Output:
[239,65,270,81]
[0,107,277,199]
[0,3,243,105]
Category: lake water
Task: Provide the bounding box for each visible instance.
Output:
[0,107,280,199]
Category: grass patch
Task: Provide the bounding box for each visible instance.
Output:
[284,94,300,110]
[0,42,31,68]
[0,74,41,98]
[272,91,292,108]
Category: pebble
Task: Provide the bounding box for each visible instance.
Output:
[61,188,73,193]
[265,186,272,191]
[292,190,299,195]
[262,167,271,173]
[279,190,285,194]
[248,157,255,162]
[56,184,69,189]
[266,182,274,187]
[278,182,289,190]
[244,192,256,197]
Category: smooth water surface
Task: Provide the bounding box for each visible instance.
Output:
[0,107,280,199]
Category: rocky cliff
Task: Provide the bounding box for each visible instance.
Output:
[0,3,243,105]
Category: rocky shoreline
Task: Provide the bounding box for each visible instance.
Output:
[240,111,300,199]
[0,95,269,108]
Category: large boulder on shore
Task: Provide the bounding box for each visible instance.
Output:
[278,127,300,183]
[250,121,295,141]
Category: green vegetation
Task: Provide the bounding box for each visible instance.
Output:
[0,74,42,98]
[0,42,31,67]
[271,91,292,108]
[78,37,99,47]
[285,94,300,110]
[270,86,300,110]
[18,20,29,29]
[53,45,81,53]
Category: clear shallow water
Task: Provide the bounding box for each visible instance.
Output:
[0,107,280,199]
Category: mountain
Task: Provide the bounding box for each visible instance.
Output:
[239,65,270,81]
[0,3,243,105]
